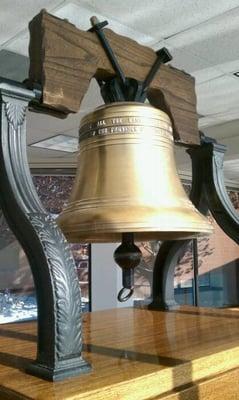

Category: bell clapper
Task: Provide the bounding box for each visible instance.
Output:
[114,233,142,302]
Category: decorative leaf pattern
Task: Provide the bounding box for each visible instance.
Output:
[4,101,26,130]
[214,152,223,170]
[1,95,84,372]
[28,213,83,359]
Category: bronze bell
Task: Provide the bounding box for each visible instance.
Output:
[57,102,213,242]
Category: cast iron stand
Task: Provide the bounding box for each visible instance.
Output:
[0,18,172,380]
[1,17,238,381]
[149,135,239,310]
[0,78,91,380]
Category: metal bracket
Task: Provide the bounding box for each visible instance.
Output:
[194,135,239,244]
[149,135,239,310]
[0,78,91,380]
[89,17,172,103]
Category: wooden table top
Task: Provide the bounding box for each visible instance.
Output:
[0,306,238,399]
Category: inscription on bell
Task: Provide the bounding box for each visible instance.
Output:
[79,111,173,142]
[98,126,139,135]
[97,119,106,126]
[98,128,108,135]
[112,118,123,124]
[128,117,141,123]
[109,126,141,134]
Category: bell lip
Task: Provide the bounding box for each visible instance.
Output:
[58,217,213,243]
[79,101,171,129]
[57,206,213,242]
[60,229,213,244]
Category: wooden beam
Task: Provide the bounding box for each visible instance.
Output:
[28,10,200,146]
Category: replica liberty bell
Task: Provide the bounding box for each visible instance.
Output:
[58,102,212,242]
[58,102,212,301]
[58,18,212,302]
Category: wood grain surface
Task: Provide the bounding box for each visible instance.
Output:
[0,306,238,399]
[28,10,200,146]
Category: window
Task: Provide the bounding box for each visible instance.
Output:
[133,185,239,308]
[0,172,91,324]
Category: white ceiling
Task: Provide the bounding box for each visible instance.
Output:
[0,0,239,184]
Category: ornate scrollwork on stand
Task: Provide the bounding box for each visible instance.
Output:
[4,100,27,129]
[149,135,239,310]
[0,79,90,381]
[29,213,83,358]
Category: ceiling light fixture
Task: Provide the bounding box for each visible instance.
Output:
[29,134,78,153]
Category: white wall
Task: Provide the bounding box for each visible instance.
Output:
[91,243,134,311]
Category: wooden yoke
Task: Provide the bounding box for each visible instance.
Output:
[28,10,200,146]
